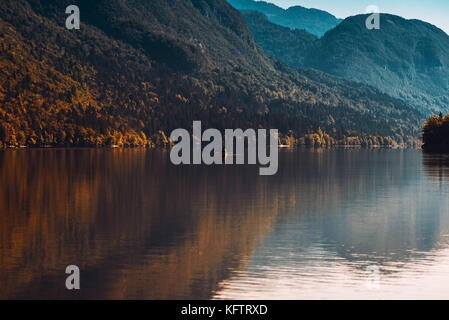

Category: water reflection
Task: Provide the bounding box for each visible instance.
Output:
[423,153,449,183]
[1,149,449,299]
[0,149,281,299]
[216,150,449,299]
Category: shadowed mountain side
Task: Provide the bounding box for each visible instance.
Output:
[0,150,282,299]
[306,14,449,114]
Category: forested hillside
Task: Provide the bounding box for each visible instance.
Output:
[240,11,449,115]
[0,0,422,148]
[240,11,317,68]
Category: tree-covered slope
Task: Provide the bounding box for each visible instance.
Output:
[0,0,422,147]
[240,11,317,68]
[306,14,449,114]
[240,11,449,115]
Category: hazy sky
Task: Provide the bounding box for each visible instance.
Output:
[264,0,449,34]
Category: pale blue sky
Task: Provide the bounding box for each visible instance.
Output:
[264,0,449,34]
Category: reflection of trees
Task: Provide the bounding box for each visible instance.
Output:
[422,153,449,183]
[422,113,449,152]
[2,149,449,299]
[0,149,285,299]
[267,150,449,269]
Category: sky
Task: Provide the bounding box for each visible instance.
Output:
[263,0,449,34]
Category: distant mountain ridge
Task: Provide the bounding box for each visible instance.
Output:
[241,11,449,114]
[227,0,341,37]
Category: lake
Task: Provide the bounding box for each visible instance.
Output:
[1,148,449,299]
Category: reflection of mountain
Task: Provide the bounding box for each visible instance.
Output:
[227,0,341,37]
[0,149,285,299]
[2,150,449,299]
[306,14,449,114]
[0,0,423,147]
[240,11,317,68]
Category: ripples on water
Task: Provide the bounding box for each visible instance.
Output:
[1,149,449,299]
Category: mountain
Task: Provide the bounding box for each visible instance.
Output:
[241,12,449,114]
[0,0,422,148]
[227,0,342,37]
[240,11,317,68]
[306,14,449,114]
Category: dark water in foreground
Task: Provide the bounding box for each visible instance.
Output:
[1,149,449,299]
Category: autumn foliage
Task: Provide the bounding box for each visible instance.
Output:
[423,113,449,152]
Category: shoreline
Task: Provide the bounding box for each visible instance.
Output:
[0,144,423,151]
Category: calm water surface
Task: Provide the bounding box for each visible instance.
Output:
[1,148,449,299]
